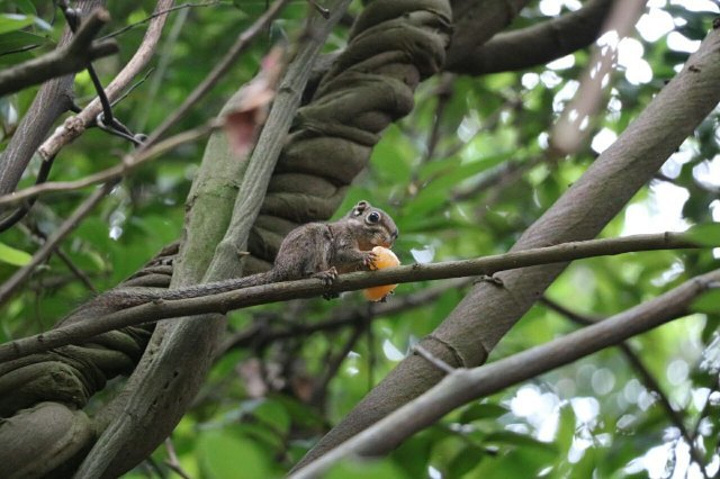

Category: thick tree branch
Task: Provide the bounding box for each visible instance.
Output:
[447,0,531,66]
[307,0,605,99]
[289,268,720,478]
[445,0,614,75]
[0,9,117,97]
[296,21,720,468]
[0,232,705,363]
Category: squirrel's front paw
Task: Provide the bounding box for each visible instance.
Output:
[312,267,338,286]
[362,251,379,270]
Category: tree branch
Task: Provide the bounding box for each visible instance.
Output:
[37,0,175,162]
[0,118,224,208]
[445,0,614,75]
[0,0,103,198]
[540,296,707,470]
[447,0,532,71]
[215,278,472,357]
[0,232,705,363]
[0,8,117,97]
[289,268,720,478]
[550,0,646,154]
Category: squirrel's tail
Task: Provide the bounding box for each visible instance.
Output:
[163,271,275,301]
[56,271,276,328]
[106,271,275,308]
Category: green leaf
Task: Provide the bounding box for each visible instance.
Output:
[0,14,34,35]
[274,396,326,429]
[702,314,720,343]
[0,241,31,266]
[326,456,408,479]
[252,399,291,435]
[390,434,433,478]
[470,445,557,478]
[459,403,509,423]
[13,0,37,16]
[404,152,513,217]
[371,125,414,182]
[685,223,720,247]
[420,152,512,194]
[691,289,720,314]
[555,404,576,452]
[447,445,486,477]
[484,431,557,453]
[563,445,598,479]
[235,422,284,451]
[198,430,270,479]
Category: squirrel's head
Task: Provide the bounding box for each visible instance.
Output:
[347,200,399,250]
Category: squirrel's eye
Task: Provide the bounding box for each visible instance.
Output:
[367,211,381,223]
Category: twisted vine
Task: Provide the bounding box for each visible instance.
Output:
[0,0,452,476]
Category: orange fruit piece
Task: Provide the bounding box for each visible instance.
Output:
[363,246,400,302]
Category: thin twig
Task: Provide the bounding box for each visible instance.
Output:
[111,67,155,108]
[366,308,377,389]
[19,222,98,294]
[38,0,174,161]
[0,155,56,233]
[310,324,366,406]
[0,119,223,208]
[100,1,226,40]
[133,2,187,134]
[0,43,42,57]
[53,247,99,294]
[0,181,117,305]
[405,73,454,200]
[164,438,191,479]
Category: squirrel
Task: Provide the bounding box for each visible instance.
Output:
[107,200,398,308]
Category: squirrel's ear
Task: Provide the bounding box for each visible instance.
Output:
[352,200,370,216]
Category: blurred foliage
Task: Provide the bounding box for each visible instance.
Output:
[1,0,720,478]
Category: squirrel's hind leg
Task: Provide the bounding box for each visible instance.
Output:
[311,266,338,286]
[312,267,340,300]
